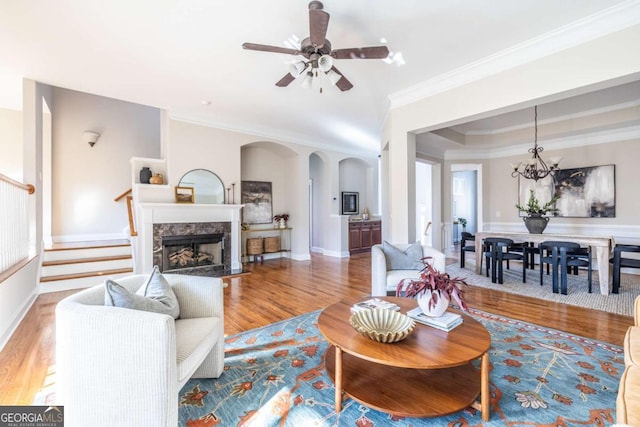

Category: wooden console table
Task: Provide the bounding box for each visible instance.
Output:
[474,231,614,295]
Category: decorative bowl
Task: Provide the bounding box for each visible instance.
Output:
[349,309,416,343]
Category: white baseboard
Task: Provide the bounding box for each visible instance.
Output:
[322,249,350,258]
[291,252,311,261]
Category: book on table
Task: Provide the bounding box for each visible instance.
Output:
[406,307,463,331]
[351,298,401,313]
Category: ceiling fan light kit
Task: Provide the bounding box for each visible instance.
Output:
[242,1,390,92]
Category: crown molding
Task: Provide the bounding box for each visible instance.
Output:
[168,112,380,159]
[461,100,640,136]
[441,124,640,160]
[388,0,640,110]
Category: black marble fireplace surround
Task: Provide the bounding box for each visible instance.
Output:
[153,222,231,273]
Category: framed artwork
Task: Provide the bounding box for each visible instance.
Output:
[341,192,359,215]
[553,164,615,218]
[175,186,195,204]
[241,181,273,224]
[518,164,615,218]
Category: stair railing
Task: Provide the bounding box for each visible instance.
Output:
[0,172,35,280]
[114,188,137,237]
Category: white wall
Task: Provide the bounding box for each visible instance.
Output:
[0,108,22,180]
[51,87,160,241]
[309,153,324,252]
[167,120,244,203]
[241,143,296,223]
[483,139,640,234]
[384,23,640,244]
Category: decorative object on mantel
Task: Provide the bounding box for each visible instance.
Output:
[149,173,164,185]
[511,105,562,182]
[273,213,289,229]
[397,258,468,317]
[179,169,225,204]
[175,186,195,204]
[139,166,152,184]
[516,189,560,234]
[362,207,369,220]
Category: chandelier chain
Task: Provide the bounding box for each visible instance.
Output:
[511,105,560,182]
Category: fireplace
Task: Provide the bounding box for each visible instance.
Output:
[162,233,224,272]
[135,203,243,275]
[152,221,232,274]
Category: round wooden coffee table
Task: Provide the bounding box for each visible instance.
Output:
[317,297,492,421]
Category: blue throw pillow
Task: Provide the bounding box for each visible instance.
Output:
[104,266,180,319]
[382,241,424,270]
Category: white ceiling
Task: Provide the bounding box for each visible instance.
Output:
[0,0,637,155]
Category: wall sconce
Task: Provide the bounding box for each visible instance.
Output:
[83,131,100,147]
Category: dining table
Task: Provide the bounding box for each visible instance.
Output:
[474,231,615,295]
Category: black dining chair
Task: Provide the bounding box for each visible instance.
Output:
[483,238,525,284]
[460,232,475,268]
[538,241,592,295]
[610,244,640,294]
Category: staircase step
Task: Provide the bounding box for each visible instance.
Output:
[44,245,131,262]
[39,269,134,293]
[40,267,134,282]
[42,254,132,267]
[41,257,133,277]
[40,240,134,293]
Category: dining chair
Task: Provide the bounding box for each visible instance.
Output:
[538,241,592,294]
[460,232,475,268]
[610,244,640,294]
[483,237,525,284]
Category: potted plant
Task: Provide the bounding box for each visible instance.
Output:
[273,213,289,229]
[396,258,469,317]
[458,217,467,231]
[515,189,560,234]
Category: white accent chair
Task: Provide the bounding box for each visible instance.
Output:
[56,273,225,427]
[371,243,446,297]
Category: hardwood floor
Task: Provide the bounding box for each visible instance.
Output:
[0,252,634,405]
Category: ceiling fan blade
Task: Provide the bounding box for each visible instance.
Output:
[275,73,296,87]
[242,42,300,56]
[331,46,390,60]
[330,66,353,91]
[309,8,330,48]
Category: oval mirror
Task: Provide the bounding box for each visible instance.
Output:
[178,169,225,204]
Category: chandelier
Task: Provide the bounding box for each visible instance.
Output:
[511,105,561,181]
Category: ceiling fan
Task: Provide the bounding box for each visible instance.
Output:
[242,0,390,92]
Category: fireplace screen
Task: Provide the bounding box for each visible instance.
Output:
[162,233,224,272]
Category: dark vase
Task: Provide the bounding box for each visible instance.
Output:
[139,167,152,184]
[523,215,549,234]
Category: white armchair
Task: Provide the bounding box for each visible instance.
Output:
[55,273,224,427]
[371,243,446,297]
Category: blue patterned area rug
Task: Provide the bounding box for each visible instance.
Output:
[179,309,623,426]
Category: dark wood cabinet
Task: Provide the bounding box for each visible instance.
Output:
[349,220,382,254]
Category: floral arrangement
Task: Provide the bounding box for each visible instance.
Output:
[273,214,289,222]
[458,217,467,228]
[396,258,469,311]
[515,189,560,216]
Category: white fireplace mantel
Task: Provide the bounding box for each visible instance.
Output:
[133,203,244,273]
